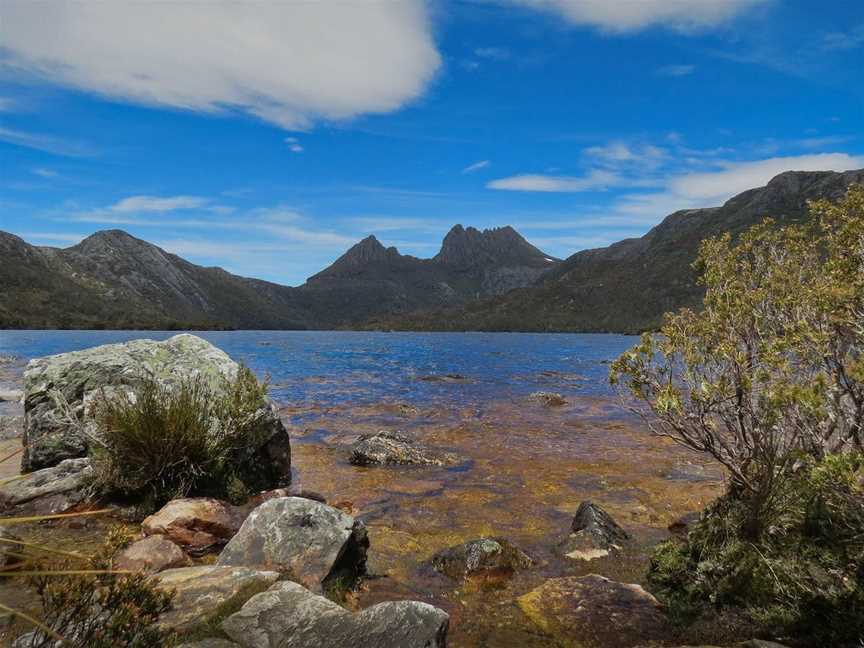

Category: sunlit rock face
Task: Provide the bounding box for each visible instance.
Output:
[20,334,290,478]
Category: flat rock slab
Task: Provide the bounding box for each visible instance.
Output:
[153,565,279,633]
[518,575,669,648]
[0,390,23,403]
[114,535,190,573]
[0,457,91,515]
[349,431,462,467]
[430,537,534,581]
[217,497,368,593]
[143,497,244,554]
[222,580,449,648]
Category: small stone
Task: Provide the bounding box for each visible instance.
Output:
[430,537,534,581]
[114,535,190,573]
[557,501,630,561]
[143,497,243,554]
[0,390,23,403]
[529,391,567,407]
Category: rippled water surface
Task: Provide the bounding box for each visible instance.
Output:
[0,331,725,647]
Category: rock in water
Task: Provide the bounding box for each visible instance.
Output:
[217,497,368,593]
[143,497,244,554]
[557,500,630,561]
[529,391,567,407]
[349,430,462,467]
[0,457,92,515]
[153,565,280,633]
[517,575,669,647]
[114,535,191,573]
[430,537,534,581]
[222,580,449,648]
[20,333,291,476]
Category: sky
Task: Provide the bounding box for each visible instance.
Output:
[1,0,863,286]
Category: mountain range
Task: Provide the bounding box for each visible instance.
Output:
[2,168,862,332]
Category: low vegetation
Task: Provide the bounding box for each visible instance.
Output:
[611,186,864,645]
[91,366,273,508]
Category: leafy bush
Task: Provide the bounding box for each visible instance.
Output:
[91,366,273,507]
[649,453,864,646]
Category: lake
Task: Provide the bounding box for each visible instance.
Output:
[0,331,724,646]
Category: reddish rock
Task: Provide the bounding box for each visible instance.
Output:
[114,535,190,573]
[518,574,669,647]
[142,498,243,554]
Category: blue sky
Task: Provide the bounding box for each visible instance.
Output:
[1,0,862,285]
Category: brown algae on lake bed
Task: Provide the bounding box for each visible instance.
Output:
[279,394,724,646]
[0,390,723,647]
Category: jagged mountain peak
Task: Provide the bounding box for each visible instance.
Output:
[435,224,554,268]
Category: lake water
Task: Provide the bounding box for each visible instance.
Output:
[0,331,724,647]
[0,330,636,405]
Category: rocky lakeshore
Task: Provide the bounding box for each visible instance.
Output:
[0,334,735,647]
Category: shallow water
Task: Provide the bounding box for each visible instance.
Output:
[0,331,725,647]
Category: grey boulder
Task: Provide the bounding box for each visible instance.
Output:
[21,334,291,478]
[217,497,368,593]
[0,457,92,515]
[222,580,449,648]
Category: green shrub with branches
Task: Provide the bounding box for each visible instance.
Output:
[611,186,864,644]
[91,365,273,507]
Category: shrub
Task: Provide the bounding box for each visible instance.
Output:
[91,365,273,507]
[648,453,864,646]
[17,539,174,648]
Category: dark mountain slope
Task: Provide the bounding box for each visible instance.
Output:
[374,169,864,333]
[0,225,558,329]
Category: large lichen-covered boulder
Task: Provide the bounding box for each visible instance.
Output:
[217,497,368,593]
[222,580,449,648]
[20,334,291,477]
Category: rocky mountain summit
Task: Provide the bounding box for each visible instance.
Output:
[0,224,558,330]
[383,168,864,332]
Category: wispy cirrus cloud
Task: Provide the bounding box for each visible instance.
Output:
[656,64,696,77]
[109,195,209,213]
[488,170,623,192]
[0,127,95,157]
[462,160,491,174]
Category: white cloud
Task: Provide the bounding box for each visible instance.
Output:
[584,142,666,168]
[462,160,491,174]
[31,167,59,178]
[110,195,209,213]
[509,0,767,32]
[0,127,94,157]
[488,170,621,192]
[668,153,864,202]
[656,64,696,77]
[1,1,441,130]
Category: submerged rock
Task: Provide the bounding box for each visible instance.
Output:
[418,373,470,383]
[556,500,630,561]
[222,580,449,648]
[349,431,462,467]
[143,497,243,554]
[0,457,92,515]
[20,334,291,479]
[430,537,534,581]
[217,496,368,593]
[529,391,567,407]
[518,575,668,647]
[153,565,279,633]
[114,535,191,573]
